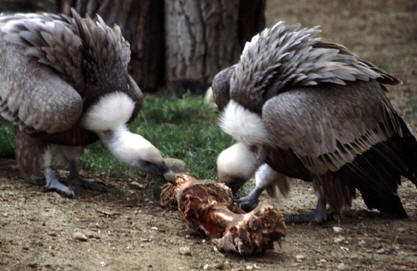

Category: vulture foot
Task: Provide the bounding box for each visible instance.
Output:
[44,169,75,197]
[235,187,263,212]
[285,198,327,224]
[284,212,327,224]
[65,175,108,192]
[65,160,107,192]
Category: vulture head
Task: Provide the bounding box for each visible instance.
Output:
[216,142,262,193]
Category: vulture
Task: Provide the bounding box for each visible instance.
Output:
[0,10,171,196]
[214,21,417,223]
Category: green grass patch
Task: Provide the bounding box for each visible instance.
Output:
[0,119,15,158]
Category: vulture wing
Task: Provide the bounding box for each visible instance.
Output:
[230,22,399,113]
[262,80,402,175]
[0,13,83,134]
[212,66,235,111]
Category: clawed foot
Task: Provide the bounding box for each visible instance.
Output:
[235,195,259,212]
[65,175,108,193]
[284,212,327,224]
[43,173,75,198]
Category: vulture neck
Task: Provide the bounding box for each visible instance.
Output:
[98,125,151,167]
[81,91,147,167]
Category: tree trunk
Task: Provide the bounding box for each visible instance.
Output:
[58,0,164,92]
[164,0,265,93]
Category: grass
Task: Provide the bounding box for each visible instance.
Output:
[0,119,15,158]
[0,93,234,181]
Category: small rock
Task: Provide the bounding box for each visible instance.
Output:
[73,231,88,241]
[179,246,192,256]
[129,181,145,190]
[358,240,366,245]
[214,262,224,270]
[246,265,254,271]
[397,227,406,233]
[334,236,345,243]
[376,248,385,254]
[337,263,348,270]
[295,254,305,262]
[320,259,327,263]
[84,230,100,239]
[203,264,209,270]
[332,226,343,233]
[151,226,158,231]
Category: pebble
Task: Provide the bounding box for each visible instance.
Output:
[334,236,345,243]
[295,254,305,262]
[203,264,209,270]
[73,231,88,241]
[337,263,348,270]
[84,230,100,239]
[397,227,406,233]
[179,246,192,256]
[376,248,385,254]
[214,262,224,270]
[332,226,343,233]
[246,265,254,271]
[129,181,145,190]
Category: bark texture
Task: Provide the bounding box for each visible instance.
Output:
[58,0,164,92]
[164,0,265,93]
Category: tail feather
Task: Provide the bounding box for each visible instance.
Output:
[340,117,417,217]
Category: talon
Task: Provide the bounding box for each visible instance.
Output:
[235,196,259,212]
[66,176,108,192]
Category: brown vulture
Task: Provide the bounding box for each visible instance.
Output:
[0,10,171,196]
[213,21,417,223]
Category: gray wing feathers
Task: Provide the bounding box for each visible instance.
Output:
[212,66,235,111]
[262,81,401,174]
[231,21,399,111]
[0,40,82,134]
[71,9,130,73]
[0,73,82,134]
[0,13,84,90]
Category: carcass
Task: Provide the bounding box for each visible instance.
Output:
[160,174,286,255]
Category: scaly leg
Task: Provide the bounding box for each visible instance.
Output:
[42,148,75,197]
[236,164,285,211]
[65,160,107,191]
[284,195,327,224]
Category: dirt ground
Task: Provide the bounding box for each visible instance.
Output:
[1,1,417,270]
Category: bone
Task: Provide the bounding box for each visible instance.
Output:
[160,174,286,255]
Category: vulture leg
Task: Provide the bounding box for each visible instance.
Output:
[42,148,75,197]
[285,196,327,224]
[65,160,107,192]
[236,164,288,211]
[236,186,263,211]
[44,167,75,197]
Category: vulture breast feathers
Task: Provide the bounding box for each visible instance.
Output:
[215,21,417,218]
[0,9,142,138]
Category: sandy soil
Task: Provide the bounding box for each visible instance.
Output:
[1,1,417,270]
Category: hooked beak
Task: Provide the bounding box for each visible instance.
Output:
[161,162,175,181]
